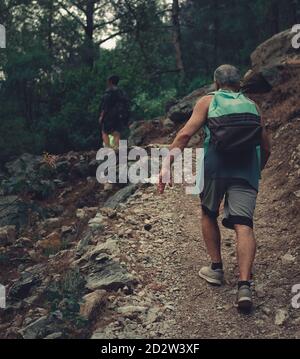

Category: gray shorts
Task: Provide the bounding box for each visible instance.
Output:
[200,178,257,229]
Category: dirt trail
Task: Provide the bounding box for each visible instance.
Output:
[118,172,300,339]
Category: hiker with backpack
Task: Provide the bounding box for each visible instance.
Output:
[158,64,271,311]
[99,75,130,148]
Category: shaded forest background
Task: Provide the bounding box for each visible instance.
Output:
[0,0,299,161]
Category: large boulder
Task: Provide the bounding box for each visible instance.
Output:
[242,28,300,93]
[167,84,215,123]
[128,117,174,147]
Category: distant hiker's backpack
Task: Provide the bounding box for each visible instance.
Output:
[206,90,262,152]
[114,90,130,126]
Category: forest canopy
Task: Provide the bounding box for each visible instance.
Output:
[0,0,299,160]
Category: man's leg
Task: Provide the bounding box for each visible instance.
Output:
[202,211,222,263]
[199,179,226,285]
[199,211,224,285]
[223,180,257,310]
[102,131,110,147]
[235,224,256,281]
[112,131,120,148]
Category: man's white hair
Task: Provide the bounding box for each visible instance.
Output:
[214,64,241,87]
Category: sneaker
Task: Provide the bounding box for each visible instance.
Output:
[237,285,253,311]
[198,266,224,286]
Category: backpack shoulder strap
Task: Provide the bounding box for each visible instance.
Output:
[207,91,217,96]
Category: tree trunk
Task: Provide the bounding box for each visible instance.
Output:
[47,0,54,54]
[171,0,185,79]
[84,0,95,68]
[213,0,219,68]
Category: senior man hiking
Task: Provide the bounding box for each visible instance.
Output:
[158,64,271,311]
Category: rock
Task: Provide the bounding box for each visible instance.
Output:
[91,330,113,339]
[103,183,114,191]
[5,153,41,177]
[76,228,94,254]
[86,238,120,260]
[79,290,107,320]
[103,184,140,209]
[100,207,117,219]
[88,213,105,229]
[261,306,272,316]
[167,84,215,123]
[76,207,98,220]
[71,161,89,178]
[61,225,73,235]
[162,118,175,130]
[146,307,162,323]
[17,237,33,248]
[251,29,298,70]
[117,305,148,317]
[48,204,64,217]
[242,28,300,93]
[128,119,162,146]
[55,160,71,174]
[275,309,289,326]
[281,253,296,265]
[18,316,48,339]
[0,195,29,227]
[40,218,62,231]
[43,332,63,339]
[255,283,265,298]
[36,232,61,251]
[144,223,152,231]
[187,133,202,147]
[0,225,16,245]
[293,190,300,199]
[86,259,138,291]
[9,273,41,300]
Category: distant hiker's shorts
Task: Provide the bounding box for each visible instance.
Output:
[200,178,257,229]
[102,117,124,134]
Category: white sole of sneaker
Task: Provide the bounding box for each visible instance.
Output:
[198,270,223,286]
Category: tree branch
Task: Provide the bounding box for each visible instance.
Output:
[96,30,128,45]
[58,1,86,29]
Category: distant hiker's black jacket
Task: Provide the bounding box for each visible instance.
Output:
[99,87,128,133]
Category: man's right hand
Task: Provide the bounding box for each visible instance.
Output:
[158,166,173,194]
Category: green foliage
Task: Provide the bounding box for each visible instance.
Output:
[133,88,177,120]
[0,0,297,160]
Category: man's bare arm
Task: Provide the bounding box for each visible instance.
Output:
[158,95,212,194]
[169,95,213,153]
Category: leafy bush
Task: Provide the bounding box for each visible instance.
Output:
[132,88,177,120]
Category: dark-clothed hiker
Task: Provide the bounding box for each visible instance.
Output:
[99,75,130,148]
[158,64,271,312]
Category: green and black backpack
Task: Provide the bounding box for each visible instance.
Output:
[205,90,262,152]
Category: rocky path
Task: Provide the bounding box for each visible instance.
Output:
[92,175,300,339]
[1,145,299,339]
